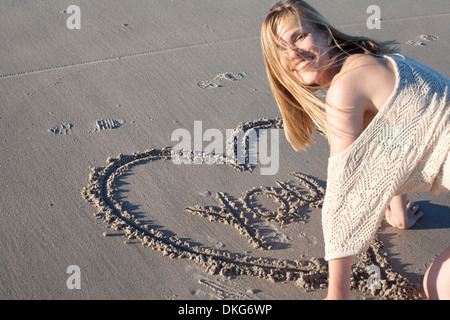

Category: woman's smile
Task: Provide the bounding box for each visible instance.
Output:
[278,20,335,86]
[292,56,314,71]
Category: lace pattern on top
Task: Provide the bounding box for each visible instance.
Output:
[322,54,450,261]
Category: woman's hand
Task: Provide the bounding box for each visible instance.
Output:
[385,194,423,230]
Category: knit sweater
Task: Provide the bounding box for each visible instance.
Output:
[322,54,450,261]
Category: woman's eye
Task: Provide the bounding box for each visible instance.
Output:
[295,33,307,42]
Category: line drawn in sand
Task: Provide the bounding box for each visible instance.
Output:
[81,118,423,300]
[198,72,247,89]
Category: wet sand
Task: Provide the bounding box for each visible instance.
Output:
[0,0,449,300]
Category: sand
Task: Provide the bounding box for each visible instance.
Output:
[0,0,449,300]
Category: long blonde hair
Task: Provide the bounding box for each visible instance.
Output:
[261,0,397,151]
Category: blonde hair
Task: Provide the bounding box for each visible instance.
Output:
[261,0,397,151]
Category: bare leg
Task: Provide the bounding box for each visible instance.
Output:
[385,194,423,230]
[423,246,450,300]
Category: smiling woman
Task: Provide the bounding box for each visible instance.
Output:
[260,0,450,300]
[260,0,397,151]
[278,19,336,86]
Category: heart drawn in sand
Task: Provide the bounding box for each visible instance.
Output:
[81,118,422,299]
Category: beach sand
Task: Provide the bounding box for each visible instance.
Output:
[0,0,449,300]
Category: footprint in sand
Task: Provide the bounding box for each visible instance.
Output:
[48,119,125,135]
[197,72,246,89]
[406,34,438,46]
[48,123,73,135]
[94,119,125,132]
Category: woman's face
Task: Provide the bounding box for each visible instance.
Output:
[278,18,334,86]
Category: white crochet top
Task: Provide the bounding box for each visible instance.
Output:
[322,54,450,261]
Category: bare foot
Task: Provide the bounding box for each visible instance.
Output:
[385,200,423,230]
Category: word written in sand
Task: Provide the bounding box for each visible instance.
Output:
[82,118,423,300]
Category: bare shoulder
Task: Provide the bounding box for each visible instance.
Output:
[327,54,395,110]
[325,54,395,157]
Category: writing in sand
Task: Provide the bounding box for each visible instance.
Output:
[82,118,423,300]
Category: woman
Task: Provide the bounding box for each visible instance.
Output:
[260,0,449,299]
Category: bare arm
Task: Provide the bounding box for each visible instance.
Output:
[325,257,352,299]
[324,96,361,299]
[324,55,382,300]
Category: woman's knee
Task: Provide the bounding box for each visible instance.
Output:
[423,246,450,300]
